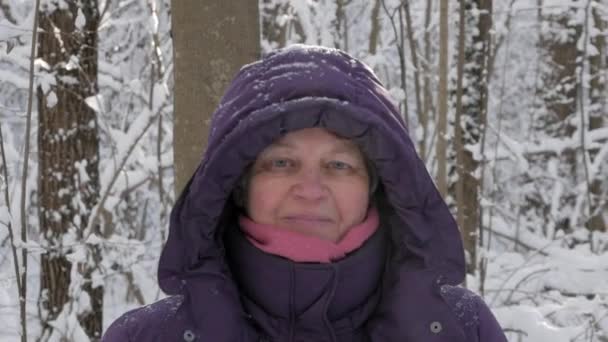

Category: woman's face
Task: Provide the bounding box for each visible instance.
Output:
[246,128,370,242]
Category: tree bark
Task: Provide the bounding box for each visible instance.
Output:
[172,1,260,194]
[423,0,434,151]
[529,2,582,236]
[437,0,449,197]
[37,1,102,339]
[369,0,382,55]
[261,0,289,48]
[541,8,580,138]
[454,0,493,275]
[334,0,350,50]
[587,2,607,232]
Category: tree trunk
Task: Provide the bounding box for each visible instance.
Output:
[423,0,434,151]
[541,9,580,139]
[587,2,607,232]
[436,0,449,197]
[37,1,102,339]
[172,1,260,194]
[334,0,349,50]
[454,0,493,275]
[369,0,382,55]
[530,2,582,237]
[261,0,290,49]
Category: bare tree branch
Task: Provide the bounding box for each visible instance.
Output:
[0,122,23,314]
[19,1,41,340]
[487,0,517,78]
[85,108,160,239]
[380,0,409,127]
[402,1,426,157]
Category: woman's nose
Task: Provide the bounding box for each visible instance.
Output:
[291,167,327,201]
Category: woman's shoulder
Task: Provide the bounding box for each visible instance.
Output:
[440,285,508,342]
[102,295,193,342]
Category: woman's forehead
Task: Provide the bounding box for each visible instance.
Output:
[268,127,359,151]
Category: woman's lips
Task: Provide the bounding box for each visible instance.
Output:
[281,213,334,223]
[283,215,333,222]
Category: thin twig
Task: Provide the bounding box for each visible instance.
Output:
[480,0,504,297]
[481,226,549,256]
[488,226,574,306]
[100,0,112,22]
[504,267,551,304]
[485,25,514,277]
[397,4,409,128]
[401,1,425,156]
[0,123,23,304]
[19,0,41,340]
[380,0,409,127]
[84,109,160,238]
[487,0,517,79]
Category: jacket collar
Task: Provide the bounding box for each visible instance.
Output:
[224,221,388,339]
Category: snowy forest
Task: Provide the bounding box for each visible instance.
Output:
[0,0,607,341]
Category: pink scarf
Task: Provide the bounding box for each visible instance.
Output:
[238,207,379,263]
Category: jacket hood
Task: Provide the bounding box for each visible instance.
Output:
[158,44,464,296]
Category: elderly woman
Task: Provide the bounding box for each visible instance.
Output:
[103,45,507,341]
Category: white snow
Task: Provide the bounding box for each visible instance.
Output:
[0,0,606,341]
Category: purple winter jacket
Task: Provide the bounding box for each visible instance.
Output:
[103,45,508,342]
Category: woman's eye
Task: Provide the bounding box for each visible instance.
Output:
[328,160,352,170]
[272,159,291,168]
[264,158,296,171]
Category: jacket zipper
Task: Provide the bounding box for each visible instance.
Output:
[288,262,296,342]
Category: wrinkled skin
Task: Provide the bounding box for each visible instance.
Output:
[247,127,370,242]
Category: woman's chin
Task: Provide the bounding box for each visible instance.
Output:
[280,218,340,241]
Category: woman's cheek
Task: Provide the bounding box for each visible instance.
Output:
[341,177,370,206]
[248,176,284,211]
